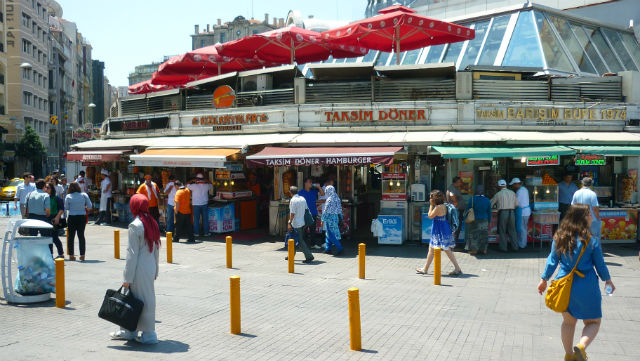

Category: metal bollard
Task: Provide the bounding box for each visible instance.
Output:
[358,243,366,279]
[434,247,441,285]
[348,287,362,351]
[114,230,120,259]
[287,239,295,273]
[55,258,65,308]
[226,236,232,269]
[166,232,173,264]
[229,275,241,334]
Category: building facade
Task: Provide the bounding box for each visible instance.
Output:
[191,15,278,50]
[91,59,104,124]
[128,61,162,86]
[0,0,9,140]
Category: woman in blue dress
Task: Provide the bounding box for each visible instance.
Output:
[321,186,344,255]
[538,204,615,361]
[416,190,462,276]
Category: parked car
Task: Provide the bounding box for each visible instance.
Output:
[0,178,23,201]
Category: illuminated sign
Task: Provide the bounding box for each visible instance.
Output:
[324,108,427,122]
[576,154,606,166]
[527,155,560,167]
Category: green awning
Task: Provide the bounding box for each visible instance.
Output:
[571,146,640,155]
[432,146,576,159]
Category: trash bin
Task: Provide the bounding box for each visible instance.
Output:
[1,219,55,304]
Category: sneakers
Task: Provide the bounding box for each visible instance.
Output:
[136,331,159,344]
[110,330,136,341]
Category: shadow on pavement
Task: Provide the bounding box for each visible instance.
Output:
[0,299,76,310]
[108,339,189,353]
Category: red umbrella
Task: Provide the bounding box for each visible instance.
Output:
[128,79,177,95]
[215,25,367,64]
[322,5,475,64]
[150,71,204,86]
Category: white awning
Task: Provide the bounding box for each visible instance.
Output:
[130,148,240,168]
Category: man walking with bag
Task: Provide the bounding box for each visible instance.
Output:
[286,186,314,263]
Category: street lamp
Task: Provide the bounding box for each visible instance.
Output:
[19,62,32,68]
[88,103,96,108]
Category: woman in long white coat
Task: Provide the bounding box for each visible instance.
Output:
[110,194,161,344]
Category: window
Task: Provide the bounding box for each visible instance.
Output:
[39,98,43,110]
[376,51,392,66]
[33,45,37,56]
[547,15,596,74]
[22,68,30,79]
[252,30,259,35]
[502,11,544,68]
[361,50,377,63]
[37,50,41,62]
[22,13,30,27]
[477,15,510,65]
[219,33,226,43]
[32,21,36,34]
[458,21,490,69]
[584,26,624,72]
[424,44,445,63]
[22,39,28,53]
[601,28,638,71]
[23,92,32,105]
[200,39,205,48]
[38,74,42,86]
[402,49,421,65]
[441,41,464,65]
[32,70,37,83]
[570,23,608,74]
[620,32,640,68]
[43,54,47,64]
[534,12,574,72]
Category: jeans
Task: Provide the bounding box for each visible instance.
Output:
[193,205,209,235]
[497,209,518,252]
[166,204,175,233]
[68,215,87,256]
[175,212,194,242]
[47,217,64,256]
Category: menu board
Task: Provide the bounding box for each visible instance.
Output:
[527,155,560,166]
[575,154,606,166]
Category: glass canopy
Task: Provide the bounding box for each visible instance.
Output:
[308,7,640,77]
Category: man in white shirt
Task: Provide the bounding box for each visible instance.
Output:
[14,172,36,219]
[163,175,177,234]
[95,169,112,225]
[572,177,601,241]
[286,186,314,263]
[511,178,531,249]
[76,170,88,193]
[188,173,213,237]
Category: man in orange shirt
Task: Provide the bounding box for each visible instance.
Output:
[137,175,161,225]
[173,180,194,243]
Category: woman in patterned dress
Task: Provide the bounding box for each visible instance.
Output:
[321,185,344,255]
[416,190,463,276]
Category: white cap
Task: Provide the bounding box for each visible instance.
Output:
[509,177,522,185]
[196,173,204,179]
[101,169,109,176]
[498,179,507,187]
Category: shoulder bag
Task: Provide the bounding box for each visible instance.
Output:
[545,238,589,313]
[464,196,475,224]
[304,208,315,227]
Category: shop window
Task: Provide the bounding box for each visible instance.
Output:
[401,48,421,65]
[458,20,490,70]
[570,23,608,74]
[502,11,544,68]
[477,15,510,65]
[424,44,445,63]
[547,15,596,74]
[534,12,574,72]
[601,28,638,71]
[584,25,624,73]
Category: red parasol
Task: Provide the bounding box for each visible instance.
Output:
[128,79,177,95]
[215,25,367,64]
[322,5,474,64]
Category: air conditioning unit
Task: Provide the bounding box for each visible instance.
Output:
[241,74,272,92]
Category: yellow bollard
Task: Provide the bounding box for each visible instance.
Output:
[226,236,232,269]
[434,247,441,285]
[114,229,120,259]
[348,287,362,351]
[287,239,295,273]
[358,243,366,279]
[230,275,241,335]
[55,258,65,308]
[166,232,173,264]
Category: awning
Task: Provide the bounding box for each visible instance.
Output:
[570,146,640,156]
[66,150,129,162]
[246,146,402,167]
[130,148,239,168]
[432,146,576,159]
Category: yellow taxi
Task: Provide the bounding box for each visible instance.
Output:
[0,178,23,201]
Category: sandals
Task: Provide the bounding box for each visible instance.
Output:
[415,267,426,274]
[448,270,463,276]
[573,344,587,361]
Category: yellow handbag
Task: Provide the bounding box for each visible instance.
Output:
[545,238,588,313]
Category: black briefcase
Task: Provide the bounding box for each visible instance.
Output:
[98,286,144,332]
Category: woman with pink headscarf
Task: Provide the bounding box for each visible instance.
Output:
[110,194,161,344]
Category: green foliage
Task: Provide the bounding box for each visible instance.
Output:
[16,125,46,161]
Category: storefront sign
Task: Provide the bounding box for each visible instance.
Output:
[213,85,235,108]
[72,128,93,142]
[526,155,560,166]
[109,117,169,132]
[575,154,606,166]
[324,108,428,123]
[475,106,627,123]
[191,113,269,127]
[250,155,387,167]
[67,152,124,162]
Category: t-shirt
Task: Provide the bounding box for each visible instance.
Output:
[571,187,599,219]
[298,188,319,216]
[558,181,579,204]
[101,177,112,198]
[289,194,308,229]
[164,181,177,206]
[516,187,531,217]
[15,182,36,204]
[188,182,213,206]
[491,188,518,210]
[174,188,192,214]
[467,195,492,220]
[26,189,50,216]
[76,176,88,193]
[137,182,160,207]
[447,184,464,210]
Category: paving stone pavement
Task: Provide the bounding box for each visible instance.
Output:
[1,217,639,361]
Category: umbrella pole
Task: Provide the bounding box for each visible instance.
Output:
[290,38,295,64]
[395,28,401,65]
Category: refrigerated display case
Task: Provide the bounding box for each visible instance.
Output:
[379,200,407,244]
[409,202,428,241]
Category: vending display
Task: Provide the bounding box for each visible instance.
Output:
[599,208,638,243]
[215,170,252,200]
[382,173,407,201]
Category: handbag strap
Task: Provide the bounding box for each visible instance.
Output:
[568,237,589,277]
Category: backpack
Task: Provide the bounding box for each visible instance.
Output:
[444,202,460,233]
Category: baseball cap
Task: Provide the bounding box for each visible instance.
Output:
[101,169,109,176]
[196,173,204,179]
[498,179,507,187]
[509,177,522,185]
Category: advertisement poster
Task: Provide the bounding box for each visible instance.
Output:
[378,215,403,245]
[209,204,235,233]
[421,213,433,243]
[600,209,638,242]
[458,171,473,195]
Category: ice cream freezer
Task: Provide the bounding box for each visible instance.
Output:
[377,200,408,245]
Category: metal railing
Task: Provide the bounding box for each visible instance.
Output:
[306,81,372,103]
[236,88,294,107]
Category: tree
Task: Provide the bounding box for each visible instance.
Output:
[16,125,46,175]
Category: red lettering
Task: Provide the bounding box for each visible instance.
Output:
[341,112,349,121]
[379,110,388,121]
[192,117,198,125]
[409,110,416,120]
[363,111,373,121]
[351,111,358,121]
[399,110,407,120]
[325,112,332,122]
[417,110,426,120]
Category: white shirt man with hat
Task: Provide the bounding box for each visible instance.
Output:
[188,173,213,237]
[511,178,530,248]
[491,179,519,252]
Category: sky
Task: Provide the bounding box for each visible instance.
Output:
[56,0,367,87]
